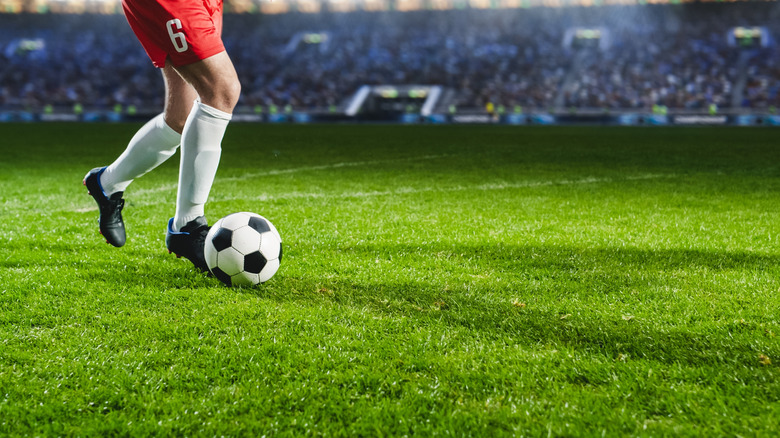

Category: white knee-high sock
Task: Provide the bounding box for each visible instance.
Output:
[173,100,231,231]
[100,113,181,195]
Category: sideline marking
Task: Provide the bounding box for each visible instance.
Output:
[75,170,676,212]
[133,155,451,196]
[215,173,677,203]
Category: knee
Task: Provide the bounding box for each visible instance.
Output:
[205,77,241,114]
[223,77,241,110]
[175,53,242,113]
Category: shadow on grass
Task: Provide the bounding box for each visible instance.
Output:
[5,241,779,370]
[0,241,212,289]
[266,243,780,368]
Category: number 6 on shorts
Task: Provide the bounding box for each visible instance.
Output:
[166,19,188,53]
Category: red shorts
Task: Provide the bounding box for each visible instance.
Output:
[122,0,225,68]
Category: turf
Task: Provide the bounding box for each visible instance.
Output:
[1,124,779,436]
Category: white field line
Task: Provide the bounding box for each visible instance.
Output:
[211,173,676,203]
[73,155,448,212]
[132,154,451,196]
[73,165,676,213]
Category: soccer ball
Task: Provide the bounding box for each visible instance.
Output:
[204,212,283,286]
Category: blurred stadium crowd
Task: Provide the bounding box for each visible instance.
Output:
[2,3,780,113]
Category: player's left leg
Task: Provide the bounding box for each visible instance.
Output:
[83,65,195,248]
[100,63,198,193]
[83,166,127,247]
[159,62,200,133]
[83,110,180,247]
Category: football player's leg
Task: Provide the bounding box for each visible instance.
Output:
[160,62,199,133]
[84,66,198,248]
[170,52,240,232]
[99,65,191,196]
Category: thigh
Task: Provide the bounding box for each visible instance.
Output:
[162,62,198,133]
[122,0,225,68]
[173,51,239,113]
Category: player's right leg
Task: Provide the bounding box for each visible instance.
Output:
[119,0,238,269]
[170,52,239,232]
[159,61,215,271]
[164,54,239,271]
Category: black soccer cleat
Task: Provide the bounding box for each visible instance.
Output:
[83,167,126,247]
[165,217,210,272]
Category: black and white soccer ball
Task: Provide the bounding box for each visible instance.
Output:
[204,212,283,286]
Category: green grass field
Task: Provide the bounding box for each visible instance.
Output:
[1,123,779,436]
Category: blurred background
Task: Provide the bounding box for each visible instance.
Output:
[2,0,780,125]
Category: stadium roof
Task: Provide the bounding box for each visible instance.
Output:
[0,0,775,14]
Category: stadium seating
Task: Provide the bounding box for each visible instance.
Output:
[1,4,779,114]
